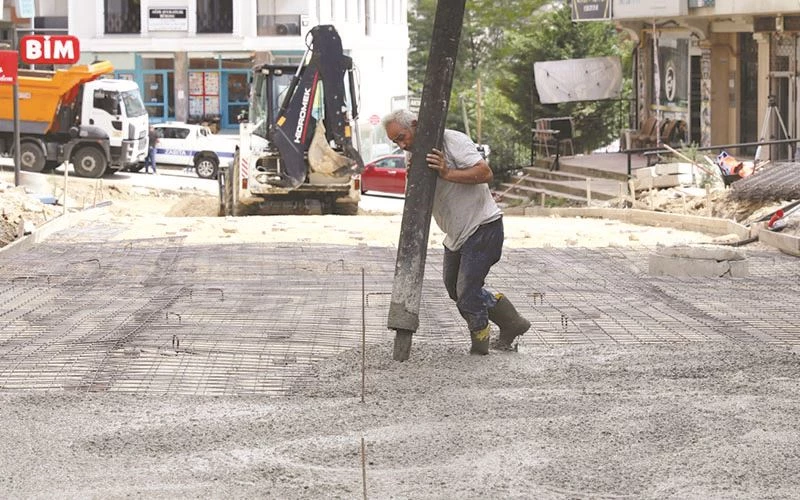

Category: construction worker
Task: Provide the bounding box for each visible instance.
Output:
[144,126,158,174]
[382,109,530,354]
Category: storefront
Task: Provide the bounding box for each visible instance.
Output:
[111,53,252,130]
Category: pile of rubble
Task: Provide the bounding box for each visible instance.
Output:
[0,180,61,249]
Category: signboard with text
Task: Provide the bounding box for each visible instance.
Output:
[572,0,611,21]
[149,8,188,31]
[612,0,687,19]
[0,51,19,85]
[20,35,80,65]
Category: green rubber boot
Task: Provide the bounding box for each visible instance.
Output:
[470,325,491,355]
[488,293,531,351]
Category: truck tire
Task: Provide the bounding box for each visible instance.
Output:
[71,146,108,178]
[19,141,46,172]
[195,155,219,179]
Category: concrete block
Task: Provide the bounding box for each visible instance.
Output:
[634,166,656,180]
[654,162,697,176]
[633,174,691,190]
[648,253,749,278]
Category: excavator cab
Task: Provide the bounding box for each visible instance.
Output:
[248,24,364,190]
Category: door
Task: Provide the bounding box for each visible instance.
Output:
[738,34,758,154]
[87,86,124,148]
[222,71,250,129]
[142,71,171,122]
[156,126,192,166]
[369,156,406,193]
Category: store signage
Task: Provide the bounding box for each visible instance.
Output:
[149,8,188,31]
[20,35,80,65]
[572,0,611,21]
[612,0,687,19]
[0,51,19,85]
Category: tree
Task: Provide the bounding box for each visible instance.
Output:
[407,1,632,174]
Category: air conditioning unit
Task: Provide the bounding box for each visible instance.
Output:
[275,23,299,36]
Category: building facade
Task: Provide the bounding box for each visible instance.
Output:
[575,0,800,159]
[2,0,408,151]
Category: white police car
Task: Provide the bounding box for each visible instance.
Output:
[148,122,237,179]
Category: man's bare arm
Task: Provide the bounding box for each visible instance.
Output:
[426,148,493,184]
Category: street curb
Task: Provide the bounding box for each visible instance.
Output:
[507,206,750,238]
[0,203,110,258]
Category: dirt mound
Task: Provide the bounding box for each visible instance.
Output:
[165,194,219,217]
[0,181,61,247]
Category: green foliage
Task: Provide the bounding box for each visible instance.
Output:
[407,1,633,174]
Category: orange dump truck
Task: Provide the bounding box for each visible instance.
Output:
[0,60,149,178]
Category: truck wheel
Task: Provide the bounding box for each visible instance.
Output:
[19,142,46,172]
[195,155,219,179]
[72,147,108,178]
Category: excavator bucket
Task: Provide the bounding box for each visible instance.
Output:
[308,121,361,177]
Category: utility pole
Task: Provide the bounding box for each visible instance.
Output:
[387,0,467,361]
[12,24,22,187]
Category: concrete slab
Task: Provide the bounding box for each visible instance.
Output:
[522,207,750,238]
[759,229,800,257]
[648,253,749,278]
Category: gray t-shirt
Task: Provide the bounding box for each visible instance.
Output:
[433,129,502,251]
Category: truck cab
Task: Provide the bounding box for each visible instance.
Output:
[84,79,149,169]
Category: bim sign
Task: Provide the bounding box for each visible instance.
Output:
[20,35,80,65]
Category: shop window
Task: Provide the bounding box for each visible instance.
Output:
[257,0,302,36]
[197,0,233,34]
[104,0,141,34]
[189,71,221,123]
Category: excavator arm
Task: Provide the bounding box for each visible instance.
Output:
[270,24,364,189]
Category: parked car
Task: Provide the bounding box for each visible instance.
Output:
[360,154,407,195]
[136,122,237,179]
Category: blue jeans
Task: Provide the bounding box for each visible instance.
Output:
[442,217,503,332]
[145,146,157,173]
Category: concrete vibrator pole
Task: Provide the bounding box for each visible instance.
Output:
[387,0,466,361]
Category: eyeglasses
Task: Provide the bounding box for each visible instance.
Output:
[389,130,407,145]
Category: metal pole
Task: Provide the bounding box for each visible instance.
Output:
[387,0,467,361]
[12,28,21,187]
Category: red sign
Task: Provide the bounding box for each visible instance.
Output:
[0,51,18,85]
[20,35,80,65]
[368,114,380,125]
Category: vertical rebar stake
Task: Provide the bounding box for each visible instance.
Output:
[361,268,366,404]
[361,435,368,500]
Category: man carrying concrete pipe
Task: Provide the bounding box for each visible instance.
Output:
[382,109,531,354]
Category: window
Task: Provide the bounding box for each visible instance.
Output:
[104,0,141,34]
[257,0,302,36]
[377,157,405,169]
[197,0,233,34]
[93,90,121,115]
[160,127,190,139]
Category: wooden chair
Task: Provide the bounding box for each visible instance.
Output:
[627,116,658,149]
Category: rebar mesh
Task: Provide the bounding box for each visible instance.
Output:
[1,226,798,396]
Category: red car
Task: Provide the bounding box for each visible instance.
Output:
[360,154,407,195]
